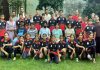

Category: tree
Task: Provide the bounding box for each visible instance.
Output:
[83,0,100,17]
[1,0,9,20]
[37,0,64,11]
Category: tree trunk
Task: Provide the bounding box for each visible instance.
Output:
[1,0,10,21]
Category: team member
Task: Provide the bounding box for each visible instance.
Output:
[68,34,76,59]
[75,33,85,62]
[24,15,30,30]
[31,35,41,60]
[86,32,96,63]
[48,13,56,32]
[0,15,6,40]
[33,9,42,31]
[57,10,66,34]
[13,36,24,60]
[48,35,59,64]
[74,17,83,37]
[39,34,49,62]
[57,35,67,61]
[84,19,96,40]
[0,32,13,60]
[40,13,47,27]
[22,33,32,59]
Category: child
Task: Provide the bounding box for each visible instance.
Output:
[57,35,67,61]
[68,34,76,59]
[13,36,24,60]
[0,32,13,60]
[48,35,59,64]
[75,33,85,62]
[39,34,49,62]
[22,33,32,59]
[86,32,96,63]
[31,35,41,60]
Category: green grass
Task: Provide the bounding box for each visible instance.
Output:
[0,56,100,70]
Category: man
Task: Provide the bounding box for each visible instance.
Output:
[33,9,42,31]
[57,10,66,35]
[44,9,51,23]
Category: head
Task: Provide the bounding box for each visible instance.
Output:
[12,11,16,17]
[30,23,35,29]
[67,24,72,29]
[25,33,31,40]
[60,35,64,42]
[55,24,59,29]
[45,9,49,14]
[43,23,47,28]
[42,34,47,40]
[51,35,56,42]
[36,9,40,15]
[89,32,94,40]
[19,14,23,19]
[19,36,24,42]
[4,32,9,40]
[59,10,63,16]
[78,17,82,22]
[0,15,5,20]
[9,16,13,21]
[78,32,83,40]
[84,16,88,21]
[70,34,75,41]
[88,19,93,25]
[68,14,72,19]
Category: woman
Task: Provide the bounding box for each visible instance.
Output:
[13,36,24,60]
[22,33,32,59]
[0,32,13,60]
[6,15,16,41]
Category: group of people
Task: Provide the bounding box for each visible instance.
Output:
[0,9,100,64]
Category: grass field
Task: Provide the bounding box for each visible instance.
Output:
[0,56,100,70]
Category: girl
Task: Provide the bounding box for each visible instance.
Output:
[13,36,24,60]
[39,34,49,62]
[65,23,75,42]
[31,34,41,60]
[22,33,32,59]
[68,34,76,60]
[0,32,13,60]
[75,33,85,62]
[86,32,96,63]
[57,35,67,61]
[48,35,59,64]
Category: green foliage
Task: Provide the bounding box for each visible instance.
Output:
[83,0,100,17]
[37,0,64,10]
[9,0,22,11]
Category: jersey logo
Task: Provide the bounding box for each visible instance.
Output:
[87,42,89,45]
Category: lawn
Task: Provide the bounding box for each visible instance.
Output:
[0,56,100,70]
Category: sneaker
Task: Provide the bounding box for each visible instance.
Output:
[93,59,96,63]
[76,58,79,62]
[13,57,16,61]
[45,59,48,62]
[87,54,92,60]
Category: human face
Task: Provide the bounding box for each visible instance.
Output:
[4,33,9,39]
[89,33,93,40]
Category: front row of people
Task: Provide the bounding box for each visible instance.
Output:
[0,32,96,64]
